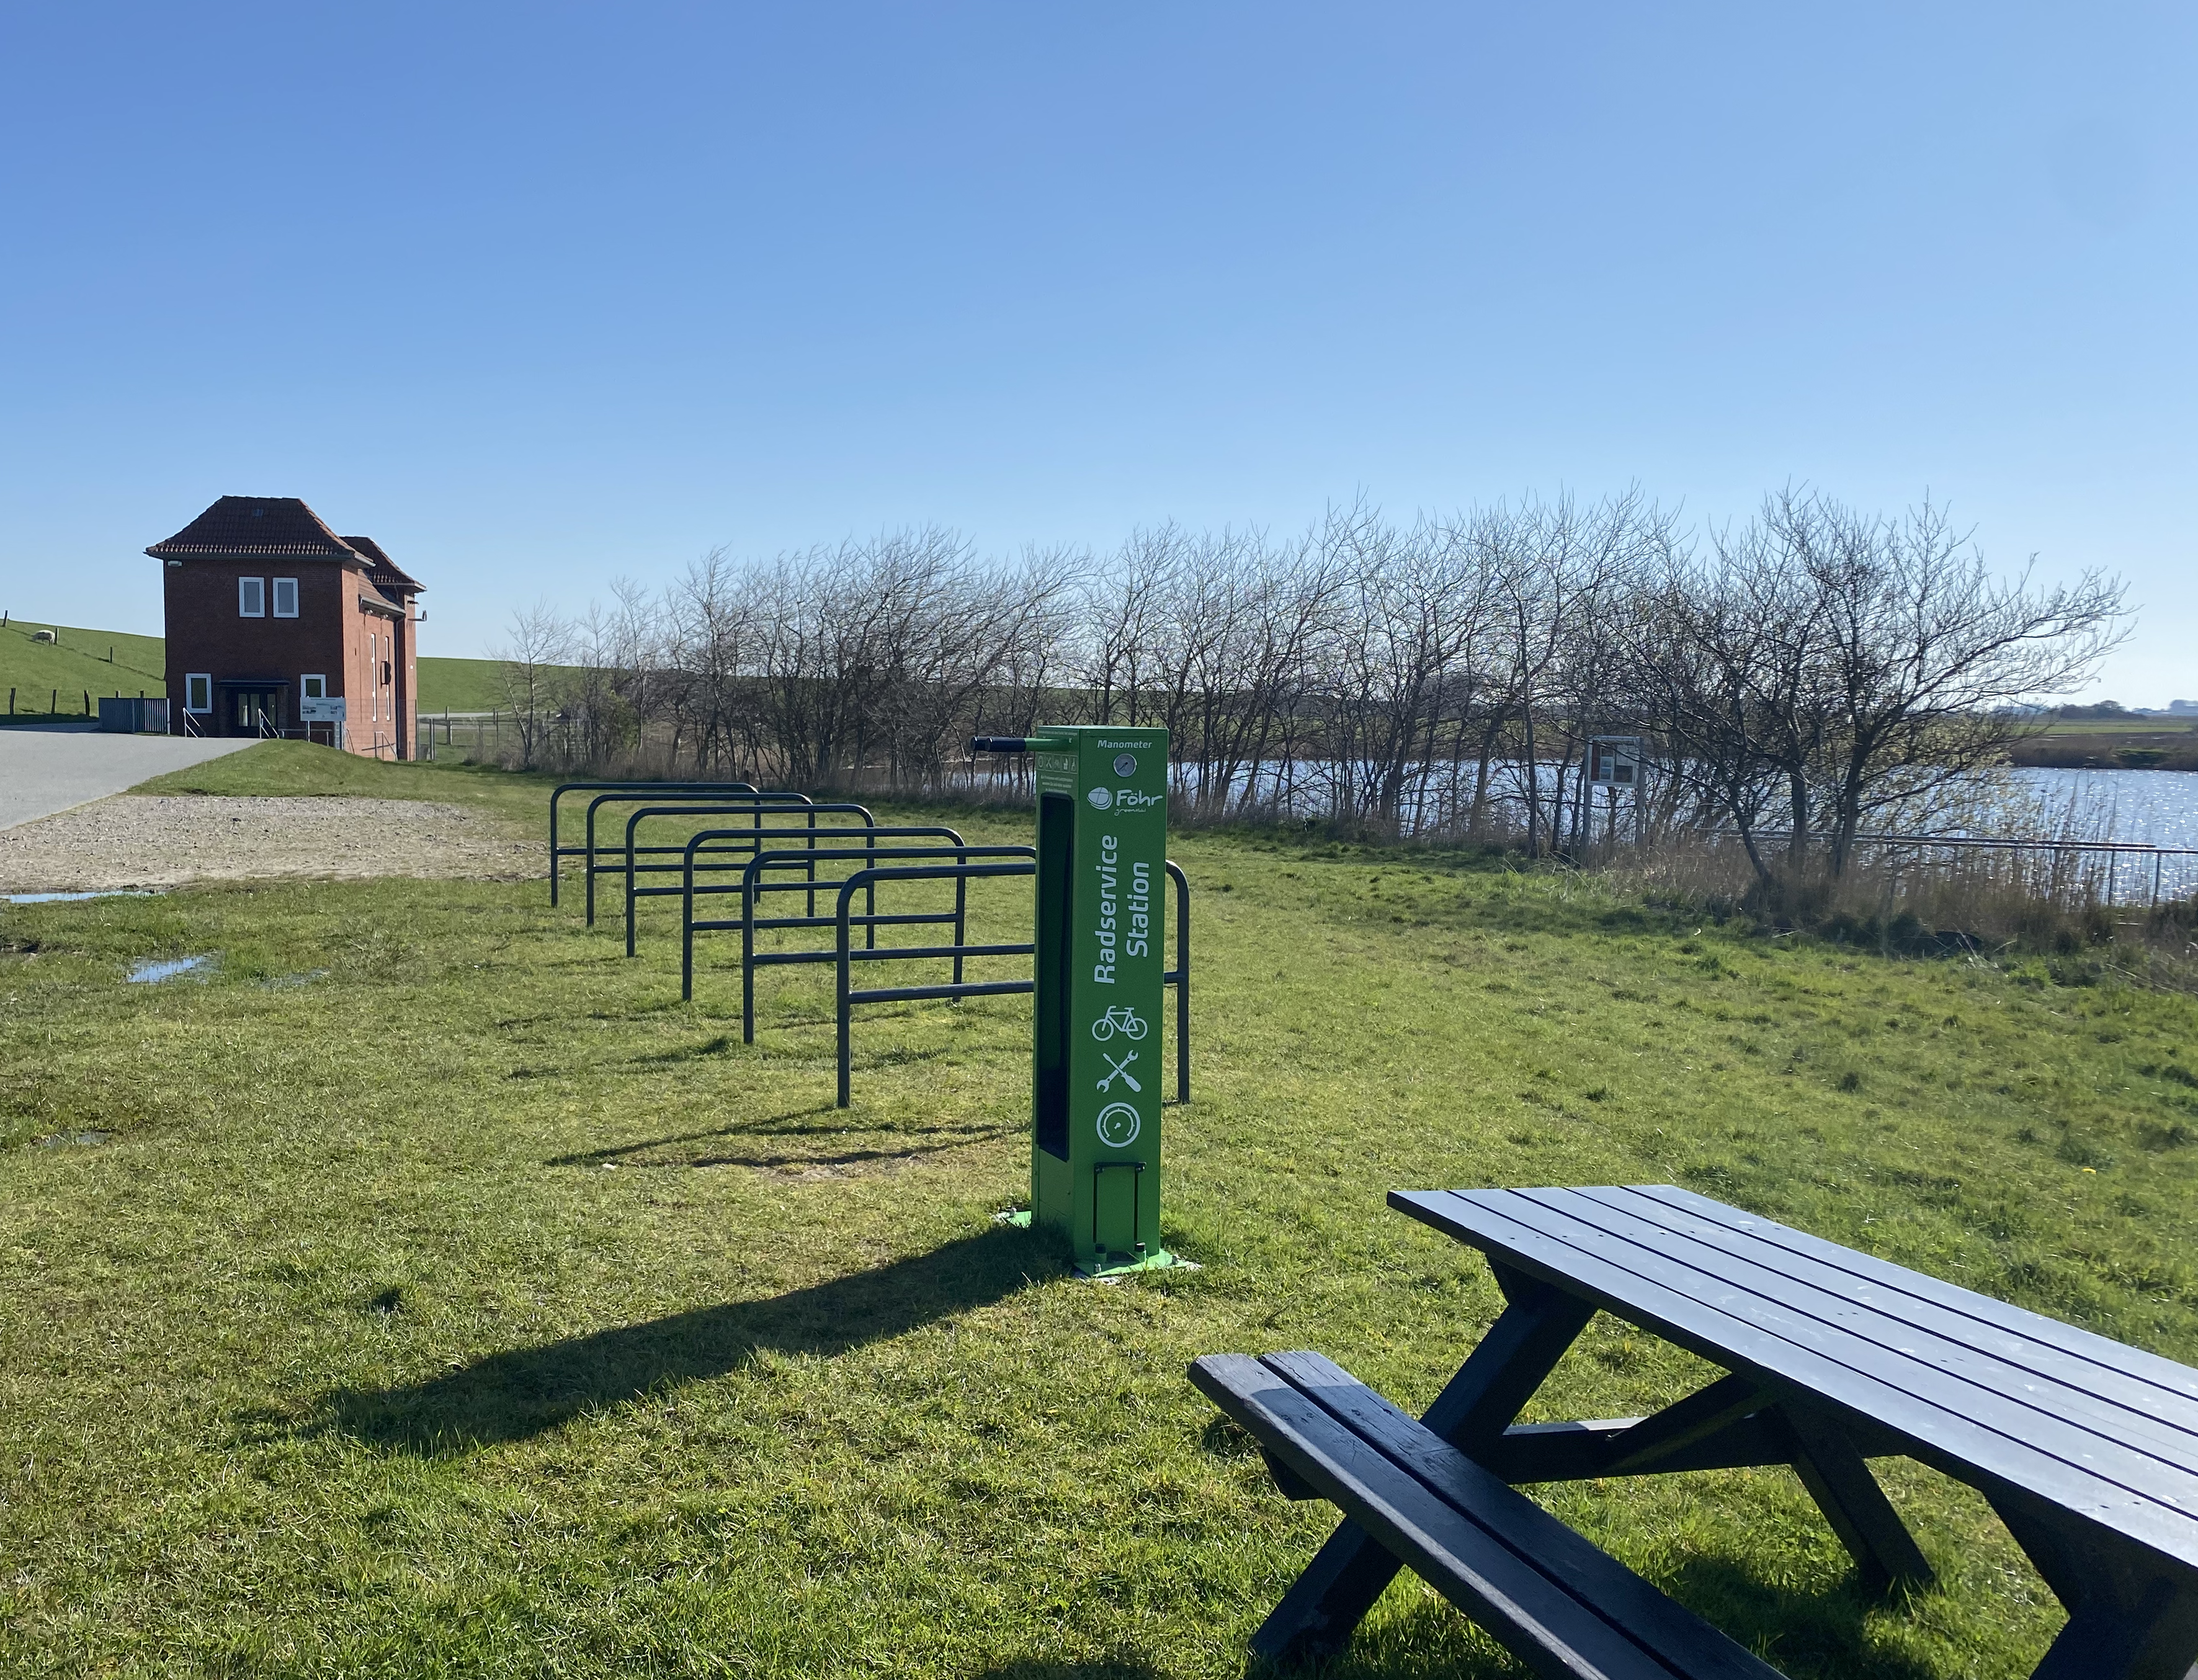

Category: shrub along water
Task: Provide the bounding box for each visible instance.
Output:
[485,489,2129,894]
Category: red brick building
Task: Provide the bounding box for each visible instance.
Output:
[148,496,422,759]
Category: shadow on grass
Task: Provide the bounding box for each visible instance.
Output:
[548,1103,1011,1169]
[1656,1554,1943,1680]
[313,1224,1058,1454]
[1288,1555,1942,1680]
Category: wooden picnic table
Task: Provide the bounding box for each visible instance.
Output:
[1192,1186,2198,1680]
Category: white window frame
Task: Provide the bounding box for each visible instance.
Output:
[300,674,326,700]
[185,674,212,713]
[238,577,266,617]
[272,577,299,619]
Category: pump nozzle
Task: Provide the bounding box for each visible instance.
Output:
[970,737,1032,754]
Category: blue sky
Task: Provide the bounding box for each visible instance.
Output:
[2,2,2191,701]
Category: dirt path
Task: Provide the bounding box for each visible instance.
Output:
[0,796,534,893]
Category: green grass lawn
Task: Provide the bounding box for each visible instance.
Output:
[5,750,2198,1677]
[0,619,166,716]
[0,618,507,717]
[414,656,517,713]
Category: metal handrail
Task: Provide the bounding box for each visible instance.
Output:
[1743,829,2198,906]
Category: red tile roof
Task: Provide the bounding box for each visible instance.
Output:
[147,495,362,560]
[341,535,425,596]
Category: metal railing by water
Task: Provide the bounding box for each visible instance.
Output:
[1748,829,2198,908]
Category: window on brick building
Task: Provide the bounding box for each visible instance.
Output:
[272,578,298,618]
[238,577,265,617]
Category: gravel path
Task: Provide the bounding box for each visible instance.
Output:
[0,796,535,893]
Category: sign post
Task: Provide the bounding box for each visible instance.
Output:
[1586,735,1645,845]
[974,726,1177,1277]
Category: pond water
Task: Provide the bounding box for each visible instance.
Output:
[1188,759,2198,846]
[2006,769,2198,849]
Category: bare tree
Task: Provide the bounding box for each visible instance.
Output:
[1633,489,2127,894]
[496,600,573,769]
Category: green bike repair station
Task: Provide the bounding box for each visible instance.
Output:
[973,725,1178,1278]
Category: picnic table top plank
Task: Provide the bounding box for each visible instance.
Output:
[1473,1189,2198,1522]
[1588,1187,2198,1455]
[1540,1186,2198,1470]
[1392,1186,2198,1570]
[1628,1186,2198,1414]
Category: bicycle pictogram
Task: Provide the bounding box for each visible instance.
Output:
[1092,1006,1148,1042]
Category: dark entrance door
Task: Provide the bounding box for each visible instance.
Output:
[220,683,287,736]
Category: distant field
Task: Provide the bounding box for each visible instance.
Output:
[0,619,505,716]
[0,620,166,717]
[414,655,511,713]
[2037,718,2198,736]
[2016,719,2198,771]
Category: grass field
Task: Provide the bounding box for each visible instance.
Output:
[0,619,166,716]
[413,655,516,714]
[0,619,507,717]
[6,747,2198,1676]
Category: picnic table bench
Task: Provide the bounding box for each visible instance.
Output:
[1192,1185,2198,1680]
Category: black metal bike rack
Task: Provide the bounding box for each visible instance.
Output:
[675,826,977,1004]
[548,781,759,906]
[834,860,1039,1108]
[742,840,1032,1037]
[588,789,829,926]
[824,857,1194,1109]
[1162,858,1189,1104]
[619,801,882,953]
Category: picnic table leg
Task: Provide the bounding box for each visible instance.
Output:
[1777,1402,1934,1596]
[1990,1492,2198,1680]
[1249,1273,1596,1667]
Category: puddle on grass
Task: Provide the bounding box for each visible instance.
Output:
[7,890,161,905]
[128,954,217,984]
[37,1130,115,1148]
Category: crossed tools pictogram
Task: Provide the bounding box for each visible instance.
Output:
[1098,1049,1141,1093]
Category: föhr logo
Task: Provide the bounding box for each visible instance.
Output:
[1086,787,1112,810]
[1112,788,1164,811]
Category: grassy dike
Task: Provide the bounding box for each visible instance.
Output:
[4,746,2197,1677]
[0,617,510,719]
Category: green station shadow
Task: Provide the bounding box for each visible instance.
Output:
[312,1224,1059,1454]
